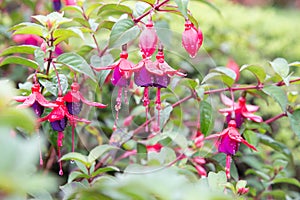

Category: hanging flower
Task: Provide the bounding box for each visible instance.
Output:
[206,120,257,179]
[219,94,263,127]
[64,0,76,5]
[38,97,91,131]
[12,34,43,46]
[63,82,107,115]
[182,20,203,58]
[14,83,57,117]
[139,20,158,58]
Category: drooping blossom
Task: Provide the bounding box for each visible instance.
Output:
[206,120,257,179]
[64,0,76,5]
[14,83,57,117]
[92,47,137,130]
[38,96,91,175]
[182,20,203,58]
[134,49,185,131]
[192,156,207,177]
[63,82,107,115]
[219,94,263,127]
[139,20,158,58]
[226,58,240,82]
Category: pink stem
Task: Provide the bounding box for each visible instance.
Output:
[225,155,231,180]
[143,87,150,132]
[113,87,123,131]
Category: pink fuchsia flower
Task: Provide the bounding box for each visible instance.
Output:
[182,20,203,58]
[38,97,91,131]
[64,0,76,5]
[219,94,263,127]
[139,20,158,58]
[192,157,207,177]
[206,120,257,179]
[14,83,57,117]
[63,82,107,115]
[12,34,43,46]
[226,58,240,82]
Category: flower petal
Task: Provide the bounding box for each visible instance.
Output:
[220,94,235,107]
[242,112,263,122]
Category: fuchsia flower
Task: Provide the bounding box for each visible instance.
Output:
[64,0,76,5]
[63,82,107,115]
[14,83,57,117]
[93,51,136,87]
[206,120,257,179]
[13,34,43,46]
[219,94,263,127]
[38,97,91,175]
[134,51,185,88]
[139,20,158,58]
[226,58,240,82]
[182,20,203,58]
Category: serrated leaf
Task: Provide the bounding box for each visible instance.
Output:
[240,64,266,83]
[0,56,38,69]
[262,85,287,111]
[91,166,119,178]
[200,100,214,136]
[109,19,140,47]
[270,58,289,78]
[272,177,300,188]
[174,0,189,17]
[88,145,117,165]
[98,4,133,15]
[288,109,300,139]
[56,53,96,81]
[257,134,292,161]
[0,45,38,56]
[60,152,89,166]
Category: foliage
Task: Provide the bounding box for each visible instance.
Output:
[0,0,300,200]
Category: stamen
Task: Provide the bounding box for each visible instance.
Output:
[225,154,231,180]
[57,131,64,176]
[113,87,123,131]
[155,88,161,132]
[143,87,150,132]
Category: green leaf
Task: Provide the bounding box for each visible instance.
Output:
[207,171,227,192]
[32,12,72,27]
[240,64,266,83]
[158,106,173,128]
[0,108,36,133]
[257,134,292,161]
[12,23,47,37]
[272,177,300,188]
[98,4,133,15]
[60,152,89,166]
[288,109,300,139]
[200,100,214,136]
[86,3,103,17]
[68,171,90,183]
[174,0,189,18]
[202,67,236,86]
[0,45,38,56]
[236,180,247,191]
[34,48,45,70]
[61,5,83,14]
[261,190,286,199]
[88,145,117,165]
[53,28,83,45]
[91,166,120,178]
[0,56,38,69]
[245,169,269,180]
[90,54,114,86]
[75,160,89,175]
[262,85,287,111]
[270,58,289,78]
[137,143,147,162]
[109,19,140,47]
[180,78,198,90]
[39,74,68,96]
[97,20,115,31]
[243,130,258,147]
[56,53,96,81]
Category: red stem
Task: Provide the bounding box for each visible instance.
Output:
[264,112,287,124]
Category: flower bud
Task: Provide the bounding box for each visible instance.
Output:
[139,21,158,58]
[182,20,203,58]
